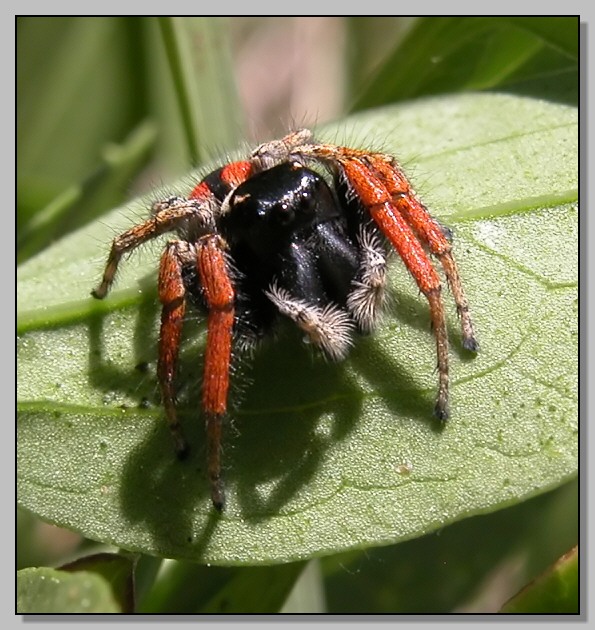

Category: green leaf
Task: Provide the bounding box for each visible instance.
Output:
[17,18,149,221]
[157,17,204,165]
[60,553,136,614]
[137,560,235,613]
[502,16,578,59]
[17,567,121,613]
[18,120,157,263]
[500,546,579,613]
[137,559,305,612]
[17,93,577,565]
[199,562,306,613]
[151,17,244,170]
[353,16,578,109]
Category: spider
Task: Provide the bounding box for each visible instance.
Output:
[91,129,478,511]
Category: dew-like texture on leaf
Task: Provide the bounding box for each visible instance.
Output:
[17,94,577,565]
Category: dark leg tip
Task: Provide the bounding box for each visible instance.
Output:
[463,336,479,353]
[90,288,104,300]
[434,401,450,422]
[439,223,453,243]
[211,480,225,512]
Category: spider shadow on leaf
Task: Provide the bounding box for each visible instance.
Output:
[349,284,476,429]
[85,275,218,556]
[116,322,364,552]
[85,285,363,551]
[223,326,364,521]
[87,273,161,405]
[86,274,475,554]
[118,406,222,560]
[224,285,466,521]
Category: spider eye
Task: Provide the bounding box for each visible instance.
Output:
[272,202,295,226]
[298,189,316,215]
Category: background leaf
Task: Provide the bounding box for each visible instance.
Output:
[17,18,149,244]
[199,562,306,613]
[17,567,121,613]
[17,17,242,263]
[17,93,577,566]
[352,16,578,110]
[59,553,136,614]
[155,17,243,166]
[500,546,579,613]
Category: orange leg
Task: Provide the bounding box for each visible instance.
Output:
[287,137,479,417]
[196,235,235,510]
[371,158,478,351]
[295,140,477,351]
[157,241,194,457]
[92,200,212,300]
[340,158,451,419]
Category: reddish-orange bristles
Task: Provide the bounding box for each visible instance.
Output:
[372,159,449,253]
[189,180,212,201]
[157,242,190,457]
[342,159,441,295]
[340,158,450,419]
[220,161,252,188]
[196,235,235,510]
[189,161,252,204]
[372,158,477,351]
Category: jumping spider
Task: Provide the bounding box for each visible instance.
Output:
[91,129,478,511]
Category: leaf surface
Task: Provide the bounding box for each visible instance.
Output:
[17,93,578,565]
[17,567,121,613]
